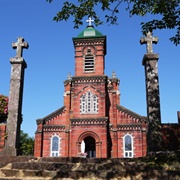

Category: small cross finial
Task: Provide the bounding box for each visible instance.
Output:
[67,72,71,80]
[112,71,116,78]
[86,17,94,27]
[140,31,158,53]
[12,37,29,58]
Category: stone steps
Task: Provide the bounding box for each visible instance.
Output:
[1,165,180,180]
[0,177,52,180]
[0,157,180,179]
[0,168,56,178]
[0,167,52,179]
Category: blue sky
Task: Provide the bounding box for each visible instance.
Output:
[0,0,179,137]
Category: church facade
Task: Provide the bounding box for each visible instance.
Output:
[0,24,179,157]
[34,24,148,158]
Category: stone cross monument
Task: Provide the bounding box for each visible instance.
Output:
[140,32,162,153]
[12,37,28,58]
[140,31,158,53]
[0,37,28,156]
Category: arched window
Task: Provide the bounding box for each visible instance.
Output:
[50,135,60,157]
[84,49,94,72]
[80,91,98,114]
[123,134,133,158]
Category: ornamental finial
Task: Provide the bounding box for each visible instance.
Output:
[86,17,94,27]
[112,71,116,78]
[67,72,71,80]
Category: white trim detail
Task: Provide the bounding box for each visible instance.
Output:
[50,134,61,157]
[84,53,95,72]
[80,91,98,114]
[123,134,133,158]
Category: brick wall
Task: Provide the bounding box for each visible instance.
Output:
[0,124,6,152]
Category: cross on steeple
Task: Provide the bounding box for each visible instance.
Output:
[112,71,116,78]
[67,72,72,80]
[12,37,29,58]
[86,17,94,27]
[140,32,158,53]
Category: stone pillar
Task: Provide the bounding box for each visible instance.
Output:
[140,32,162,153]
[0,37,28,156]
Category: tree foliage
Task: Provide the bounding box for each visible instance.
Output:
[47,0,180,45]
[0,95,8,120]
[19,130,34,156]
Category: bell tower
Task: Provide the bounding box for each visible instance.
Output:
[69,19,109,158]
[73,19,106,76]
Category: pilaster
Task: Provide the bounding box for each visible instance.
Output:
[112,128,118,158]
[34,121,43,157]
[64,78,72,157]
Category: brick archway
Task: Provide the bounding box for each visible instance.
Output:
[77,131,102,158]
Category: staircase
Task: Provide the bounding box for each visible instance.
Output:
[0,156,180,179]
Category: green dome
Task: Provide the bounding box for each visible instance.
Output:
[77,26,103,38]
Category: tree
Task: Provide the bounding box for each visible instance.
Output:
[46,0,180,45]
[0,95,8,120]
[19,130,34,156]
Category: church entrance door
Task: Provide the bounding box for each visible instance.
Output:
[84,136,96,158]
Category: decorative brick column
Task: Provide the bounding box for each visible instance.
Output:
[140,32,162,153]
[0,37,28,156]
[108,71,120,158]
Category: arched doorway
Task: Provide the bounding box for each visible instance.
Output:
[84,136,96,158]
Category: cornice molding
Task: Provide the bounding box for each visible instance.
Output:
[108,78,120,84]
[70,117,108,126]
[117,124,142,131]
[43,125,66,131]
[64,79,72,86]
[73,37,106,46]
[72,75,107,84]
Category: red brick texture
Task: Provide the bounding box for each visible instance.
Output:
[34,34,148,158]
[0,124,6,152]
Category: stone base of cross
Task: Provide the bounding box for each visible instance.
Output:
[0,146,17,156]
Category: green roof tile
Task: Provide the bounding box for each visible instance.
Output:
[77,26,103,38]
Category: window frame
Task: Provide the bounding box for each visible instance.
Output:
[80,91,98,114]
[50,135,61,157]
[84,54,95,72]
[123,134,133,158]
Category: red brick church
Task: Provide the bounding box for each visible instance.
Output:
[34,22,148,158]
[0,21,179,157]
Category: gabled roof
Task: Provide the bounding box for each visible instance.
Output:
[117,105,147,123]
[36,106,66,125]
